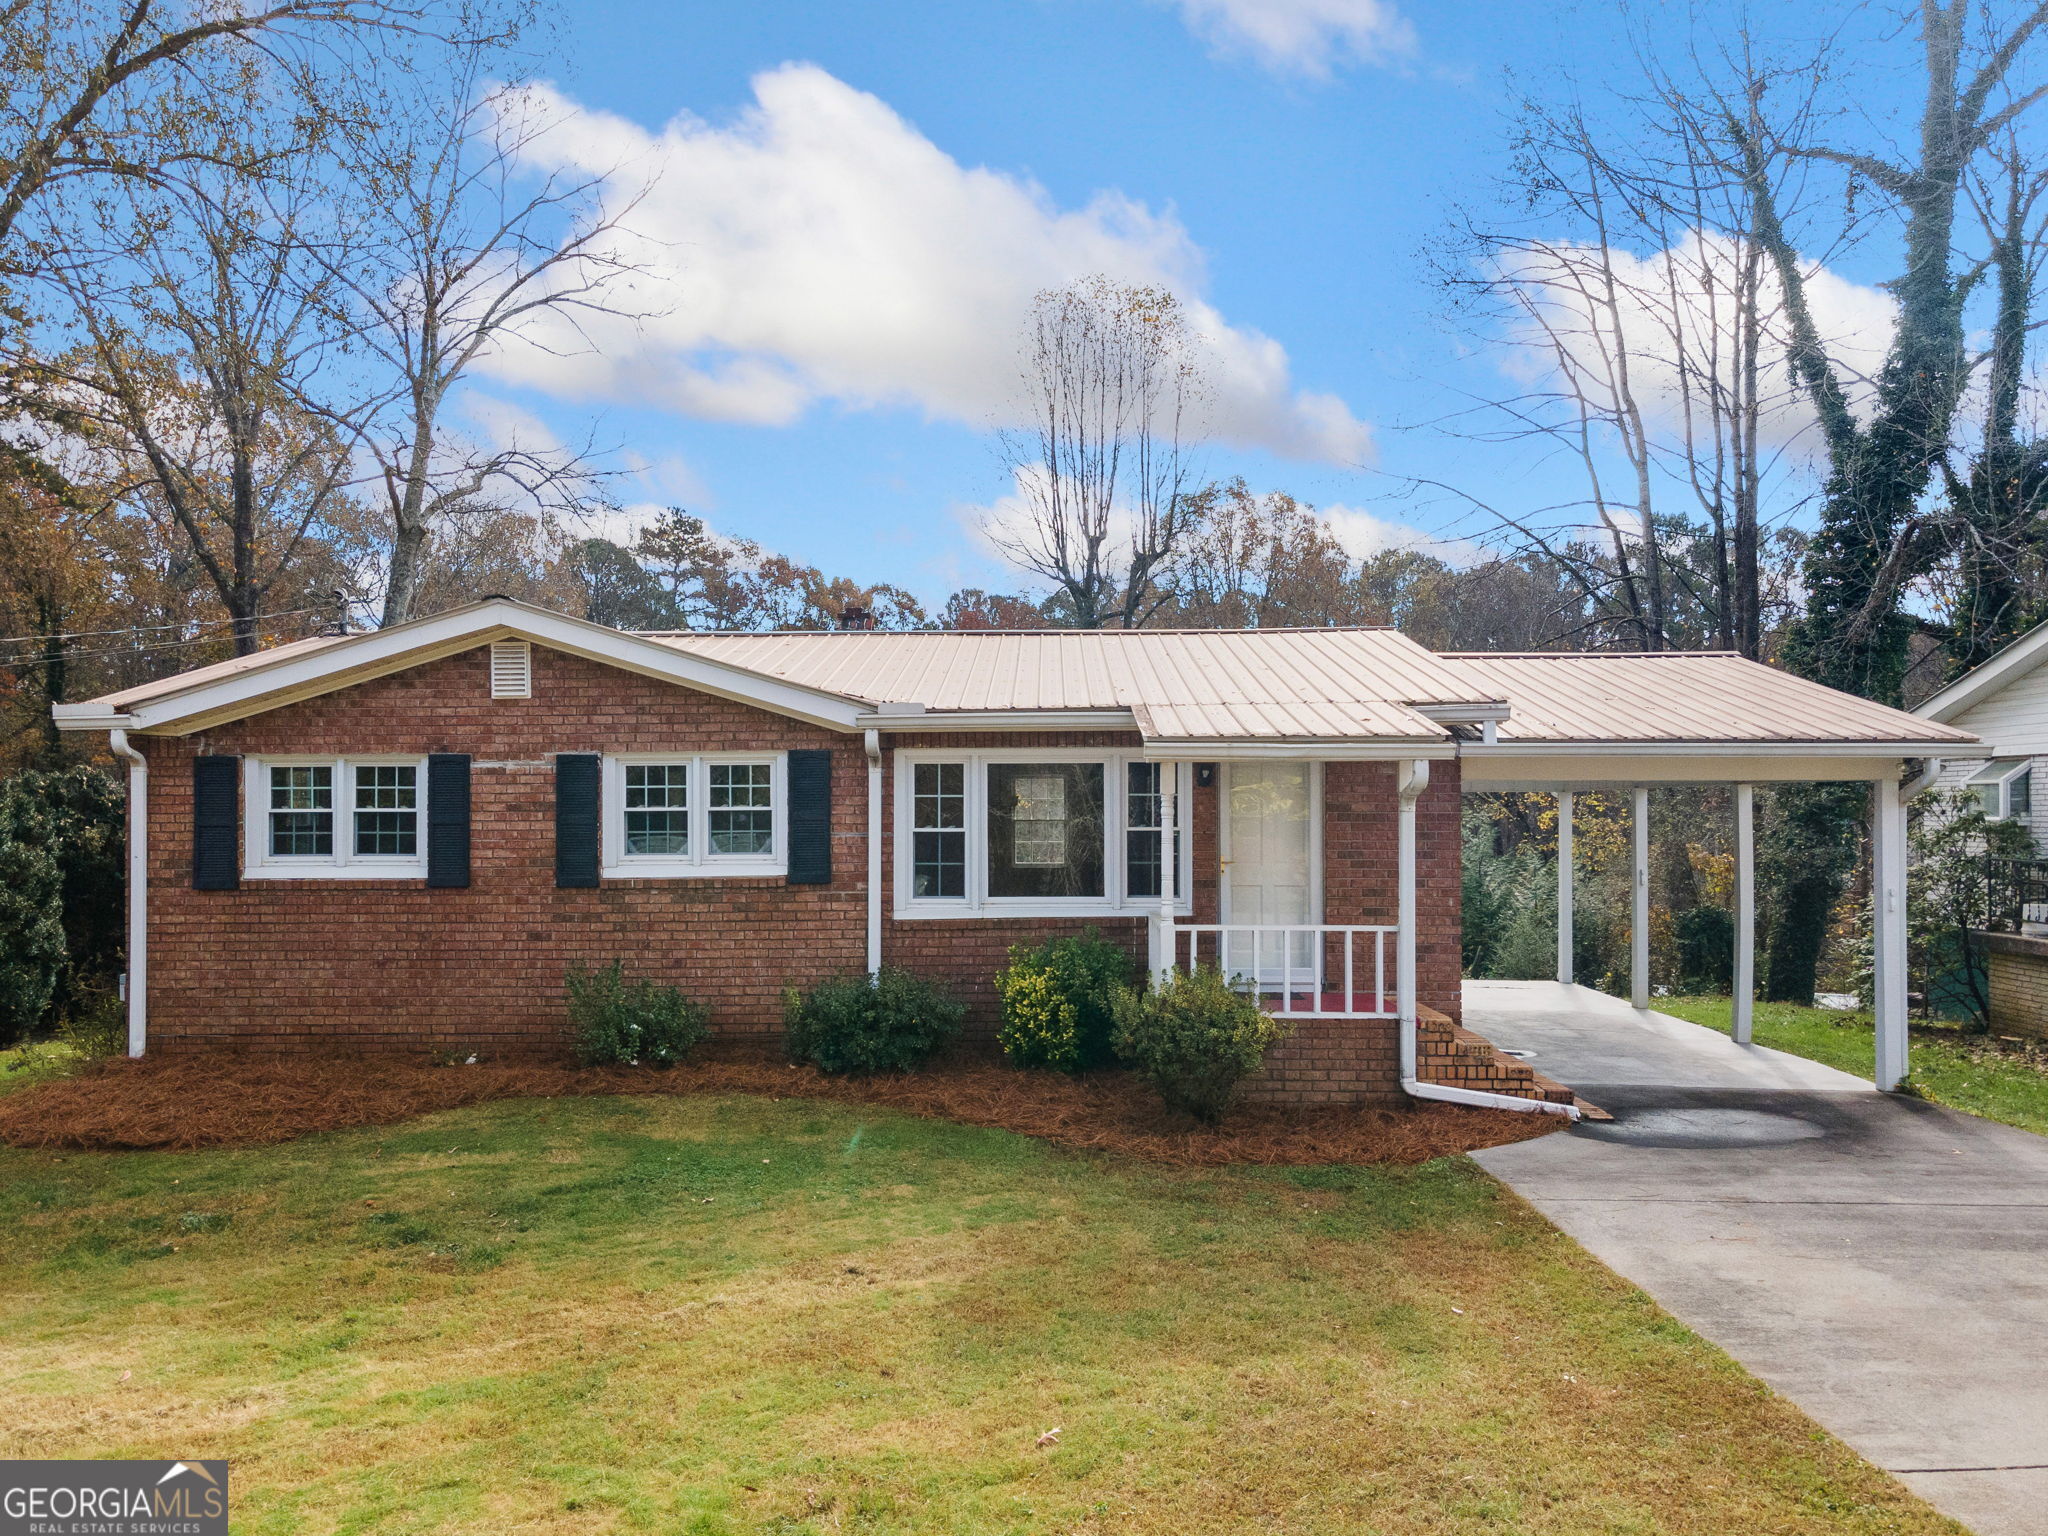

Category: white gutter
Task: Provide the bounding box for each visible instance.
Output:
[1392,755,1579,1121]
[864,730,883,975]
[108,729,148,1058]
[1903,757,1944,800]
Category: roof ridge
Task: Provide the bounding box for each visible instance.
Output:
[650,626,1400,637]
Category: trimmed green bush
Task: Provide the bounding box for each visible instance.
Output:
[783,967,965,1075]
[994,929,1132,1072]
[1110,967,1291,1124]
[566,962,709,1068]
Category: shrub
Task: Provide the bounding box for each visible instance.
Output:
[1674,904,1735,993]
[994,930,1132,1071]
[1110,967,1290,1124]
[565,962,709,1067]
[0,766,125,1047]
[56,989,126,1060]
[783,967,964,1075]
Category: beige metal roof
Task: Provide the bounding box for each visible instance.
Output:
[64,596,1978,753]
[1440,652,1979,745]
[658,628,1476,740]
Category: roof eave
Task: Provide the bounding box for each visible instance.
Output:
[60,599,871,736]
[1914,616,2048,722]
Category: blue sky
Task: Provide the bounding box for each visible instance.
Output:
[464,0,1913,606]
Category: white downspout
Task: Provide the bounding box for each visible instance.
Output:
[109,729,148,1058]
[1394,758,1427,1083]
[1399,756,1578,1120]
[864,730,883,976]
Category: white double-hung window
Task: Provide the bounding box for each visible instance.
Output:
[244,757,428,878]
[603,753,785,877]
[896,752,1190,918]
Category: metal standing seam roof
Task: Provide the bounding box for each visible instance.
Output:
[72,606,1980,749]
[657,628,1477,740]
[1438,652,1980,745]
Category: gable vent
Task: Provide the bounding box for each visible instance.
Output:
[489,640,532,699]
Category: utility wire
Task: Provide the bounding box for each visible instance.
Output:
[0,605,331,647]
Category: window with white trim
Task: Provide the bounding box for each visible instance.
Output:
[245,757,428,878]
[1970,759,2036,821]
[603,754,785,877]
[895,752,1191,917]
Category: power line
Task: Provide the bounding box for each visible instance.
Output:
[0,613,334,670]
[0,606,331,647]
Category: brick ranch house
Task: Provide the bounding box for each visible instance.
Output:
[54,598,1977,1114]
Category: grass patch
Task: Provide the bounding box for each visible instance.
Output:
[0,1039,95,1099]
[0,1093,1956,1534]
[1660,995,2048,1136]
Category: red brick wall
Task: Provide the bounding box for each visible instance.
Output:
[141,644,869,1056]
[137,647,1465,1100]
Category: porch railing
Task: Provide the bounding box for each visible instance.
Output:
[1151,920,1398,1019]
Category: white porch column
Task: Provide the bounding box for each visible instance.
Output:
[1396,760,1429,1083]
[1631,785,1651,1010]
[1873,774,1909,1091]
[1556,789,1574,985]
[1154,761,1180,983]
[1733,784,1755,1045]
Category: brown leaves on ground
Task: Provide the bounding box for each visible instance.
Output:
[0,1046,1562,1164]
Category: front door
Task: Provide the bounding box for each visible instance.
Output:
[1221,762,1318,987]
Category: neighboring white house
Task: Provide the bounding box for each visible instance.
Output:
[1915,620,2048,853]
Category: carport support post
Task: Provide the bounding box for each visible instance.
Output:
[1556,789,1574,985]
[1873,774,1909,1092]
[1631,785,1650,1009]
[1734,785,1755,1045]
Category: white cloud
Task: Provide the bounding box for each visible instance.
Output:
[1493,229,1896,453]
[480,64,1371,464]
[1166,0,1416,78]
[1323,503,1476,564]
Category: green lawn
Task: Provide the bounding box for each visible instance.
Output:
[1658,996,2048,1136]
[1,1092,1955,1534]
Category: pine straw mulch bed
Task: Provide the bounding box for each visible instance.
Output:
[0,1046,1561,1166]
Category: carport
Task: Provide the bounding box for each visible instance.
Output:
[1447,652,1979,1090]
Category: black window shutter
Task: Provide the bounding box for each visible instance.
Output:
[555,753,601,888]
[192,755,240,891]
[786,749,832,885]
[425,754,471,888]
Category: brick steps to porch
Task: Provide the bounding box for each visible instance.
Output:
[1416,1008,1578,1108]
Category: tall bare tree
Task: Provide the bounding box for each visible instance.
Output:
[47,87,367,654]
[1437,91,1803,658]
[991,276,1207,629]
[325,42,653,626]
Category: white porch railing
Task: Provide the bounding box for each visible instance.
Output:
[1150,920,1398,1019]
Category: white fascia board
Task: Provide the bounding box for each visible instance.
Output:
[859,709,1139,732]
[1459,744,1948,787]
[77,602,870,736]
[1139,739,1458,761]
[1916,619,2048,722]
[1467,738,1975,759]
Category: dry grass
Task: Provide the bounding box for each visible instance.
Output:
[0,1092,1957,1535]
[0,1046,1561,1165]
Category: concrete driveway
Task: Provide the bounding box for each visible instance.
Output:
[1469,981,2048,1536]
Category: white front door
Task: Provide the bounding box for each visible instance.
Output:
[1221,762,1318,986]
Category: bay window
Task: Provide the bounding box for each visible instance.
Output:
[244,757,426,878]
[895,752,1189,916]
